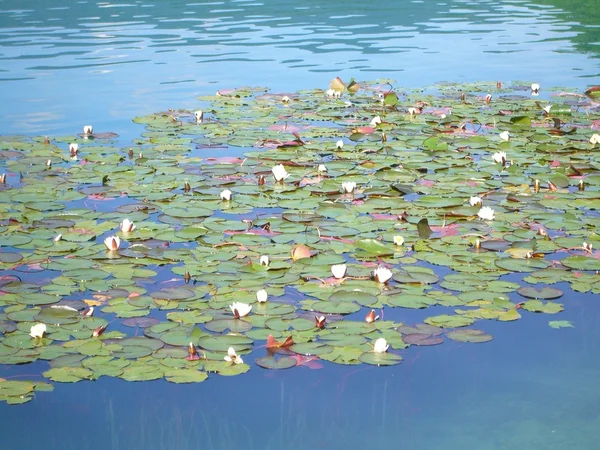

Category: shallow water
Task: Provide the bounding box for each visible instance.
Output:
[1,0,600,448]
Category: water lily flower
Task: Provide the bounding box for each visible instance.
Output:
[194,110,203,123]
[53,234,62,242]
[315,315,326,329]
[393,236,404,246]
[365,309,379,324]
[583,242,593,252]
[590,134,600,145]
[260,255,270,266]
[344,101,353,107]
[257,174,265,185]
[230,302,252,318]
[291,244,312,261]
[336,140,344,150]
[46,159,52,168]
[373,337,389,353]
[484,94,492,104]
[318,164,327,173]
[331,264,347,279]
[104,235,121,251]
[186,342,200,361]
[342,181,356,194]
[93,324,107,337]
[474,239,481,250]
[281,95,290,103]
[334,91,341,99]
[83,125,93,135]
[80,307,94,317]
[492,151,507,165]
[120,219,135,233]
[220,189,232,201]
[408,107,418,116]
[272,164,290,182]
[224,347,243,364]
[531,83,540,94]
[370,115,382,127]
[0,173,5,184]
[499,131,510,142]
[477,206,495,221]
[373,266,393,284]
[69,143,79,157]
[326,88,336,97]
[469,196,482,207]
[543,104,552,115]
[256,289,268,303]
[30,323,46,339]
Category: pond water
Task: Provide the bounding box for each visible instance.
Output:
[1,0,600,449]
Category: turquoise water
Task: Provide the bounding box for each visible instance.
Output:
[1,0,600,448]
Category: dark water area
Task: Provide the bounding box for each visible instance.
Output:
[1,0,600,448]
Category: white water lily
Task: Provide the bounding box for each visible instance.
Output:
[543,104,552,115]
[370,115,382,127]
[477,206,495,221]
[256,289,268,303]
[46,159,52,168]
[272,164,290,182]
[492,151,507,164]
[590,134,600,145]
[531,83,540,94]
[393,236,404,246]
[120,219,135,233]
[220,189,232,201]
[69,143,79,155]
[326,88,336,97]
[331,264,347,279]
[342,181,356,194]
[317,164,327,173]
[336,139,344,150]
[281,95,290,103]
[373,337,389,353]
[469,196,482,207]
[408,107,418,116]
[53,234,62,242]
[104,235,121,251]
[30,323,46,339]
[224,347,244,364]
[194,110,203,123]
[229,302,252,318]
[344,101,353,107]
[499,131,510,142]
[260,255,270,266]
[83,125,93,134]
[373,265,393,284]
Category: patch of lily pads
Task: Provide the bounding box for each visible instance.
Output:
[1,79,599,403]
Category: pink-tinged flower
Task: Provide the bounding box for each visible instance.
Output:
[186,342,200,361]
[104,235,121,251]
[373,337,389,353]
[373,266,393,284]
[120,219,135,233]
[230,302,252,318]
[365,309,379,323]
[315,315,326,329]
[224,347,243,364]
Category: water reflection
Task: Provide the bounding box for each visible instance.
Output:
[0,0,598,135]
